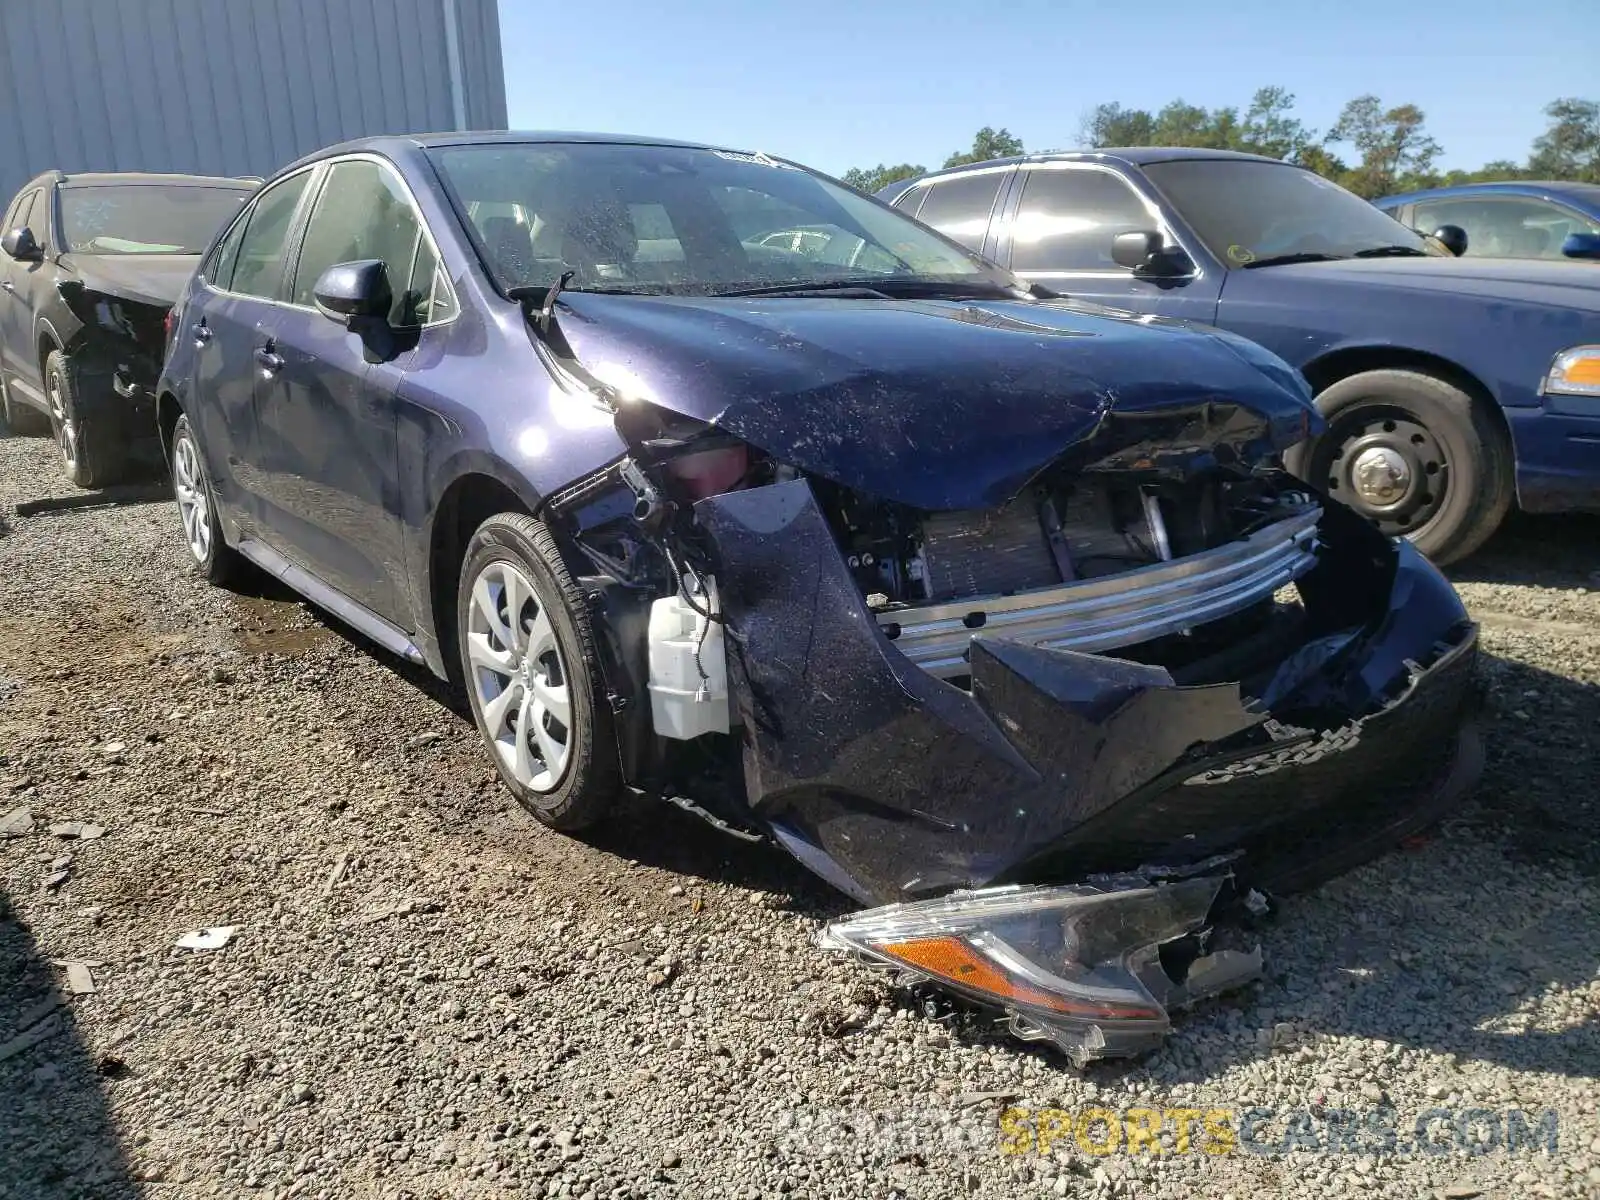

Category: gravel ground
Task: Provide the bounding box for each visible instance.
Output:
[1,429,1598,1200]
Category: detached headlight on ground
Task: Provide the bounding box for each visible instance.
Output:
[820,875,1263,1065]
[1542,345,1600,398]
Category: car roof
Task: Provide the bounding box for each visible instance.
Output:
[1375,181,1600,208]
[53,171,260,189]
[886,146,1291,190]
[279,129,741,174]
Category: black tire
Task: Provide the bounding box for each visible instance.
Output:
[0,370,50,437]
[1287,369,1513,566]
[45,349,126,489]
[456,512,620,831]
[169,415,247,587]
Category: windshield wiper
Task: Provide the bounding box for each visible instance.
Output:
[1241,252,1346,269]
[1351,245,1430,258]
[714,277,1020,300]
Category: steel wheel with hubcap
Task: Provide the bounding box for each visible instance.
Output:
[1318,408,1447,538]
[456,512,618,830]
[1288,368,1514,566]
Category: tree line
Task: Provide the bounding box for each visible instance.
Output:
[839,92,1600,200]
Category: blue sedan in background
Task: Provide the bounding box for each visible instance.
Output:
[882,151,1600,563]
[1376,181,1600,264]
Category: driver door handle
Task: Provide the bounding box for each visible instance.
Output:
[254,344,284,375]
[1,281,13,293]
[192,319,212,345]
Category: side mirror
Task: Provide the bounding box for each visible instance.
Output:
[313,259,392,322]
[1111,229,1193,277]
[1560,231,1600,261]
[1430,224,1468,257]
[1,227,42,262]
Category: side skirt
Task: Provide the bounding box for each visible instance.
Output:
[234,537,427,666]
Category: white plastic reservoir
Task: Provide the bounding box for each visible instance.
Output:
[648,576,731,740]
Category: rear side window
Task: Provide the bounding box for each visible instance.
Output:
[292,158,449,326]
[1010,168,1152,272]
[205,210,250,289]
[230,171,312,299]
[907,173,1004,250]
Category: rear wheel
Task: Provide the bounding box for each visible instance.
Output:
[1290,369,1513,566]
[45,350,125,488]
[456,513,619,831]
[170,414,245,586]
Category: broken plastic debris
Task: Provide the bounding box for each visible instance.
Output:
[1,805,34,838]
[1243,888,1271,917]
[49,821,106,840]
[64,962,97,995]
[175,926,237,952]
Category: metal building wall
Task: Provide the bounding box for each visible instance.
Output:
[0,0,507,201]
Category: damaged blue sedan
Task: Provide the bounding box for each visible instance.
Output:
[156,133,1482,1063]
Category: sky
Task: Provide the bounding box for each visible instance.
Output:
[499,0,1592,177]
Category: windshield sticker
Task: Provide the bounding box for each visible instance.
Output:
[713,149,792,169]
[1226,244,1256,265]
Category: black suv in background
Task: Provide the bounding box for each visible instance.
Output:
[0,171,255,486]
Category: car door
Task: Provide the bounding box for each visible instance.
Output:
[185,167,316,527]
[0,189,47,400]
[891,167,1013,259]
[251,154,450,626]
[993,163,1222,323]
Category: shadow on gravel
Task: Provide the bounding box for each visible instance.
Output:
[1447,509,1600,590]
[0,885,137,1197]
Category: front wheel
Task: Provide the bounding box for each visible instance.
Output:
[456,513,620,831]
[45,350,125,489]
[1287,369,1514,566]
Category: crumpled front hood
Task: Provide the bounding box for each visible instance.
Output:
[1253,256,1600,311]
[557,292,1318,510]
[60,252,198,309]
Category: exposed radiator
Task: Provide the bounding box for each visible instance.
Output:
[921,503,1061,601]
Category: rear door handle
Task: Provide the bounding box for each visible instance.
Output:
[254,346,284,374]
[192,320,212,345]
[1,281,13,293]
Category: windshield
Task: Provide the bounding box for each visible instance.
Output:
[431,143,1009,296]
[59,184,253,255]
[1142,160,1448,265]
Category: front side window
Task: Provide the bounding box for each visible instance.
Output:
[292,158,446,326]
[430,142,1007,296]
[1010,168,1153,272]
[58,184,251,255]
[231,172,313,299]
[907,173,1005,251]
[1412,196,1600,260]
[1142,159,1446,266]
[12,191,41,241]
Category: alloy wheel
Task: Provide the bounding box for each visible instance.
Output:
[465,560,573,793]
[172,433,212,563]
[46,366,77,472]
[1318,406,1448,536]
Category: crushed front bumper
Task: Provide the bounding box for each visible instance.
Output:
[696,479,1482,906]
